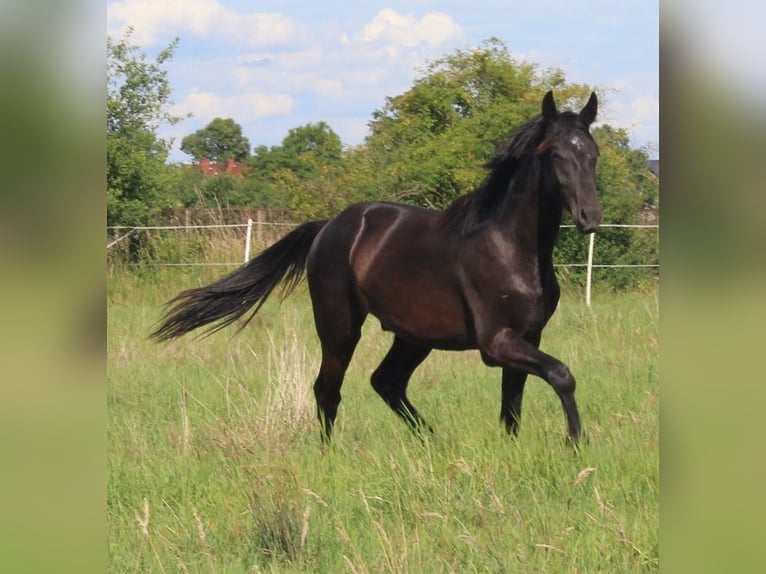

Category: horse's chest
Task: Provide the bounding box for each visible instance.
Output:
[492,288,543,326]
[475,267,560,334]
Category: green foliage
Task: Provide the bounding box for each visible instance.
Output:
[248,122,342,180]
[180,117,251,163]
[107,28,185,229]
[198,174,247,207]
[168,165,206,207]
[282,121,343,167]
[168,121,348,213]
[243,122,357,217]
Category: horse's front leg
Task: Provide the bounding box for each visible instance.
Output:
[500,368,528,435]
[482,328,581,443]
[500,332,541,436]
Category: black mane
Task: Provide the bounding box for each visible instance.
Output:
[442,111,582,235]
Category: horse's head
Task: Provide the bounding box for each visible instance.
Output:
[541,91,602,234]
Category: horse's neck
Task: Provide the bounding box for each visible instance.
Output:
[497,160,563,265]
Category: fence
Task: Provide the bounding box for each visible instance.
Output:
[558,224,658,305]
[107,220,658,306]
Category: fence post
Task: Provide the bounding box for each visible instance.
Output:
[585,232,595,306]
[244,218,253,263]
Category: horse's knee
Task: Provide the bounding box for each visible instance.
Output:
[478,333,507,367]
[547,362,576,394]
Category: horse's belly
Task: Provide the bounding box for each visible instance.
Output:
[362,286,473,349]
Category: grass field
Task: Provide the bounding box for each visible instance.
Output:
[108,266,658,573]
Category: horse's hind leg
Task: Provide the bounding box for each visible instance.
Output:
[314,349,354,441]
[371,337,432,433]
[310,287,366,441]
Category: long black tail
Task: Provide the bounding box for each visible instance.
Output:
[151,219,328,341]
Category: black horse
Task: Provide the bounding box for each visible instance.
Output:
[152,91,602,444]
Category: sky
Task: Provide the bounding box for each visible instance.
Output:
[107,0,659,163]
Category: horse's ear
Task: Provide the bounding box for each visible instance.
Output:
[542,90,558,121]
[580,92,598,126]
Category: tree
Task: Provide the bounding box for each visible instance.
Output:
[282,121,342,164]
[243,122,345,211]
[180,117,251,163]
[107,28,185,229]
[363,37,594,207]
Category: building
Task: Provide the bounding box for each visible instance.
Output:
[198,158,248,178]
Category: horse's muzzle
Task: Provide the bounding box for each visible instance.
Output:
[576,204,603,234]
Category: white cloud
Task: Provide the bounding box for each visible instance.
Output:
[360,8,463,48]
[631,95,660,125]
[153,8,466,161]
[175,90,294,123]
[107,0,296,47]
[221,9,464,117]
[623,95,660,152]
[595,85,659,153]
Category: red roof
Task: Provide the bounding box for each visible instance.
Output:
[198,158,248,178]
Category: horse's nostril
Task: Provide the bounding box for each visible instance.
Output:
[580,206,602,226]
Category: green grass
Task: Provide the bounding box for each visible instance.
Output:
[108,267,658,573]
